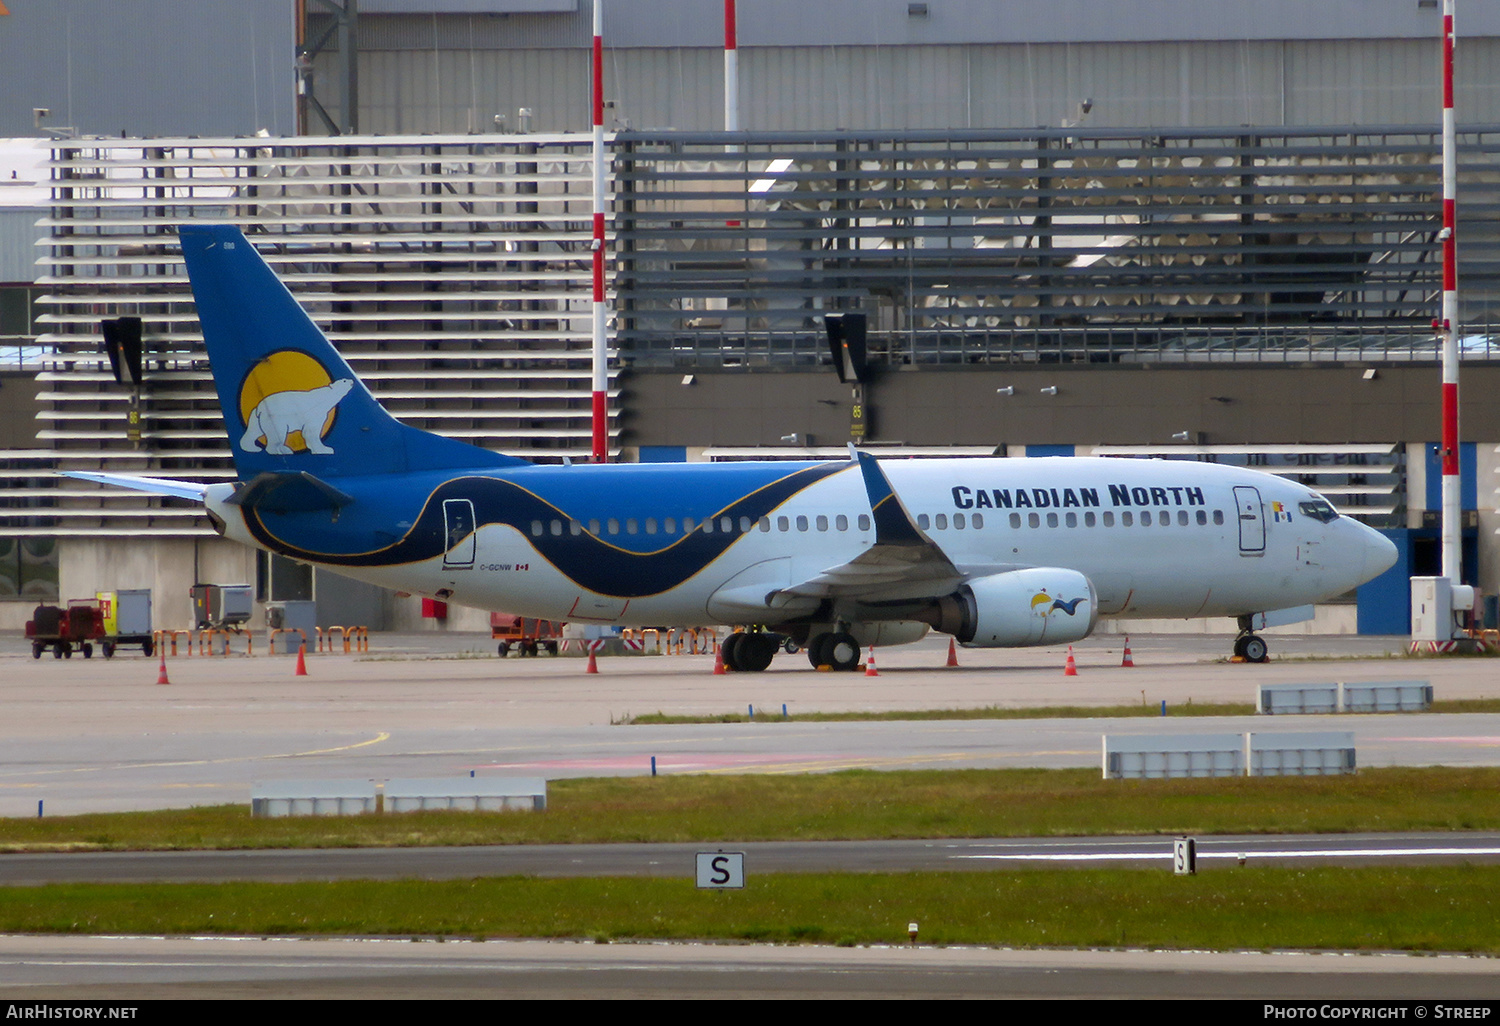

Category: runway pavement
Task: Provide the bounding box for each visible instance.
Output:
[6,630,1500,998]
[1,630,1497,815]
[5,934,1500,1000]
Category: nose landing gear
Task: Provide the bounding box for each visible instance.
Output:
[1232,621,1269,664]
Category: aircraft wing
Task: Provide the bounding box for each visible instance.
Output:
[768,449,966,606]
[62,471,209,502]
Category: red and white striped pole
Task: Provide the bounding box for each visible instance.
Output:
[724,0,739,139]
[1440,0,1459,585]
[590,0,609,463]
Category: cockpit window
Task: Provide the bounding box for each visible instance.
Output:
[1298,499,1339,523]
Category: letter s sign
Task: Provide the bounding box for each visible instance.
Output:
[695,851,746,889]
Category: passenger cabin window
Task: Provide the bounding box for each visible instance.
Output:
[1010,513,1022,529]
[607,518,620,535]
[644,518,657,535]
[721,516,734,533]
[1196,510,1207,526]
[1178,510,1189,527]
[954,513,966,529]
[531,520,543,537]
[935,514,948,530]
[778,516,790,532]
[1122,511,1134,526]
[1103,512,1115,527]
[758,517,771,532]
[858,514,871,531]
[1046,512,1058,528]
[836,515,849,531]
[918,514,931,529]
[972,513,983,529]
[1213,510,1225,525]
[795,515,808,532]
[1065,512,1077,528]
[816,515,828,531]
[1084,512,1096,527]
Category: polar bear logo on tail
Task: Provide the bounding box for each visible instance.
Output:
[240,378,354,455]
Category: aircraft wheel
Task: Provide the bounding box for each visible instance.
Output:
[814,632,861,672]
[1231,636,1247,659]
[719,632,745,671]
[735,633,776,673]
[1242,635,1269,664]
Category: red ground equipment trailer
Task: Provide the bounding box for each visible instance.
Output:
[490,612,565,657]
[25,600,107,659]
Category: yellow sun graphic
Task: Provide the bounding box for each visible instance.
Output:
[238,350,336,453]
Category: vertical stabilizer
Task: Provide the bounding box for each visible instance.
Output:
[178,225,524,480]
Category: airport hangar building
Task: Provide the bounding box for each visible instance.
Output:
[0,0,1498,634]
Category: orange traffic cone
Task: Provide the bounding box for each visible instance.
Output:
[295,642,308,676]
[946,638,959,667]
[155,650,170,686]
[586,646,599,674]
[1063,646,1078,676]
[1121,637,1135,668]
[865,646,879,677]
[713,645,727,675]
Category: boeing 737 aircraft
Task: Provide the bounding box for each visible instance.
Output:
[75,225,1398,671]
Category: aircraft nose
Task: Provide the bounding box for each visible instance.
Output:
[1360,524,1398,582]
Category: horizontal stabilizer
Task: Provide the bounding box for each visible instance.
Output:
[226,471,354,514]
[62,471,208,502]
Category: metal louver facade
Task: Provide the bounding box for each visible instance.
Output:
[24,133,613,537]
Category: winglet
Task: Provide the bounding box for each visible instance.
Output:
[854,451,926,546]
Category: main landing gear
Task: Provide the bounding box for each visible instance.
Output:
[719,630,781,672]
[1233,615,1269,663]
[718,629,865,672]
[806,631,861,672]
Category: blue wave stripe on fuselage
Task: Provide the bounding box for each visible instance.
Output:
[242,460,850,597]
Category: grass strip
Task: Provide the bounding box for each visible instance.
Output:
[3,865,1499,952]
[624,697,1500,724]
[7,767,1500,852]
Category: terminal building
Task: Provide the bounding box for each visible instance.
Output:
[0,0,1498,633]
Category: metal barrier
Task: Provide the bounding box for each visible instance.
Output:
[153,629,193,657]
[1257,680,1433,714]
[1104,731,1356,779]
[268,628,308,655]
[197,629,249,657]
[315,625,368,654]
[621,627,662,653]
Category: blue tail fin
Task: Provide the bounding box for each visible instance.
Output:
[178,225,526,480]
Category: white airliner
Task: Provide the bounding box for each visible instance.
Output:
[74,226,1399,671]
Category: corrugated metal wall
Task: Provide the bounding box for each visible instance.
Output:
[0,0,296,138]
[344,37,1500,136]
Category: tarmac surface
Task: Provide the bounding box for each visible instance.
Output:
[5,628,1500,999]
[0,628,1495,816]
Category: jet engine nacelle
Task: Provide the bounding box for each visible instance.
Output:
[949,568,1098,648]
